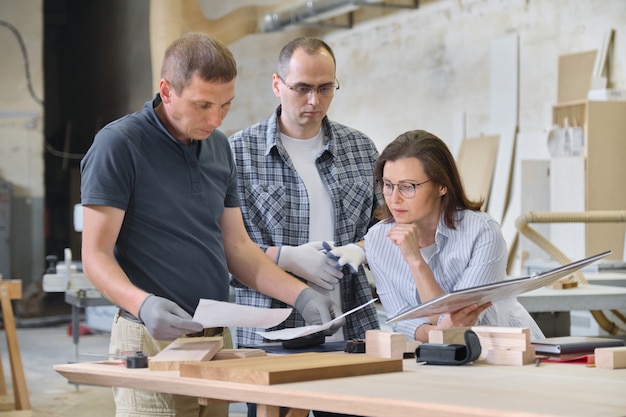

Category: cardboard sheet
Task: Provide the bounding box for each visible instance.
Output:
[386,251,611,323]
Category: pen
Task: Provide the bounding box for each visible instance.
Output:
[535,358,542,367]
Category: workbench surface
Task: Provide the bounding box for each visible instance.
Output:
[55,356,626,417]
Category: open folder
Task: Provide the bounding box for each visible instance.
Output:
[386,250,612,324]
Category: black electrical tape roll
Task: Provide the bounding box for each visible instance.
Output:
[125,352,148,368]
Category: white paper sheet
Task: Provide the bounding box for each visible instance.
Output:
[256,298,378,340]
[192,299,292,328]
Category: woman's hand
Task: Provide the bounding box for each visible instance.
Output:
[386,223,424,264]
[438,302,492,329]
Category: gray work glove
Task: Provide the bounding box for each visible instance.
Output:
[137,294,203,341]
[323,241,366,274]
[294,288,345,336]
[277,242,343,290]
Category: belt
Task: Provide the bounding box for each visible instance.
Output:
[118,309,224,337]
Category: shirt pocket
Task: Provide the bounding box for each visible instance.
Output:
[340,180,374,232]
[245,184,285,233]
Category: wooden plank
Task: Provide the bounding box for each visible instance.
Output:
[179,352,402,385]
[456,135,499,211]
[0,282,29,410]
[586,100,626,260]
[148,337,223,371]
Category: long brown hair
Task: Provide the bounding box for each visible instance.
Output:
[374,130,483,229]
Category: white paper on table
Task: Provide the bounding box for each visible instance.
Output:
[192,299,292,328]
[256,298,378,340]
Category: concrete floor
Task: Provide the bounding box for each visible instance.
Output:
[0,322,248,416]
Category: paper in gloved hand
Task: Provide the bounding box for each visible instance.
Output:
[193,299,292,328]
[256,298,377,340]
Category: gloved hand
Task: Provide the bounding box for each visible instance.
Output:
[137,294,203,341]
[277,242,343,290]
[323,241,366,274]
[294,288,345,336]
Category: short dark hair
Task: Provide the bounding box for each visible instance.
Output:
[161,32,237,95]
[277,37,336,77]
[374,130,483,228]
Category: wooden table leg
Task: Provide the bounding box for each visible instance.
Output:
[0,282,30,410]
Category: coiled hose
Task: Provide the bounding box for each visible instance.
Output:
[515,210,626,335]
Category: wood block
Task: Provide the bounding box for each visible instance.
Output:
[179,352,402,385]
[595,346,626,369]
[149,337,223,371]
[405,340,421,356]
[213,349,266,361]
[480,346,536,366]
[0,281,21,300]
[365,330,406,359]
[428,327,470,345]
[472,327,531,352]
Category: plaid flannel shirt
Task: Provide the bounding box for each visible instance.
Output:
[228,106,381,346]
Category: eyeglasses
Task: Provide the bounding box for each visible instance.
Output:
[278,76,340,97]
[379,179,432,199]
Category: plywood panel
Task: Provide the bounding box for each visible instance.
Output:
[179,352,402,385]
[586,100,626,259]
[557,51,597,103]
[456,135,499,211]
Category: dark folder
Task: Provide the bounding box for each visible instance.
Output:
[531,336,625,355]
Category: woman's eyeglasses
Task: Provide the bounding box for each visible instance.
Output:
[379,179,432,199]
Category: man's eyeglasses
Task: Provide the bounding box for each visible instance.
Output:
[278,76,340,97]
[379,179,432,199]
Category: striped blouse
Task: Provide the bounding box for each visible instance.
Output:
[365,209,543,340]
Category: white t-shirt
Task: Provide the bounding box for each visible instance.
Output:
[281,130,344,341]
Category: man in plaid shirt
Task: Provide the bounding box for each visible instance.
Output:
[229,37,380,349]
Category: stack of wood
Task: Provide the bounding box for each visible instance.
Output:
[429,326,535,366]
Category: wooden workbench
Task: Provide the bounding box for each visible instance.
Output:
[55,357,626,417]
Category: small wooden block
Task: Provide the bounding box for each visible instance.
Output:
[0,280,22,300]
[480,346,536,366]
[405,340,421,355]
[595,346,626,369]
[149,337,223,371]
[472,327,531,352]
[428,327,470,345]
[365,330,406,359]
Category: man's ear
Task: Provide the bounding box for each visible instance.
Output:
[271,73,281,98]
[159,79,173,103]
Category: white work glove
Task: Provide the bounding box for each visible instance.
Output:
[323,241,366,274]
[294,288,345,336]
[138,294,203,341]
[277,242,343,291]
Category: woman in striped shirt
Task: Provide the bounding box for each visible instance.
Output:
[328,130,543,342]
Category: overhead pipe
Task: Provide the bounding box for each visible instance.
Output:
[260,0,417,32]
[515,210,626,335]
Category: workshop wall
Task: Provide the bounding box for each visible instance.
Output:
[0,1,44,285]
[1,0,625,294]
[222,0,626,153]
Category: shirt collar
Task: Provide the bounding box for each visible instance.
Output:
[264,105,336,157]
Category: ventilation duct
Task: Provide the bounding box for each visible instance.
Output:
[261,0,402,32]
